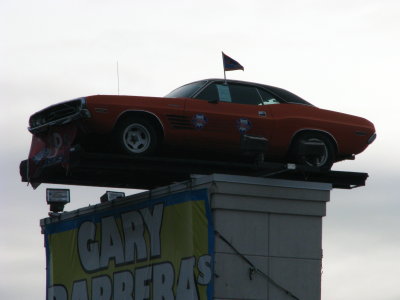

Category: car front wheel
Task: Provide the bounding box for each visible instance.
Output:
[116,118,158,156]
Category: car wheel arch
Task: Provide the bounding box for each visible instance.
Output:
[114,110,164,142]
[289,129,338,154]
[286,129,339,170]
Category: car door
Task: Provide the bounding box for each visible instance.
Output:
[184,81,276,154]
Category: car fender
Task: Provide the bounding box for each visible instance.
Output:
[114,110,166,139]
[289,128,339,154]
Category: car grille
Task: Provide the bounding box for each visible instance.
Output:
[29,98,87,132]
[46,104,80,122]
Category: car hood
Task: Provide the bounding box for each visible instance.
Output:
[317,107,375,130]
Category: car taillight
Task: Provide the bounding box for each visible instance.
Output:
[368,133,376,144]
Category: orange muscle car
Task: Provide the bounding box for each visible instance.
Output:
[28,79,376,170]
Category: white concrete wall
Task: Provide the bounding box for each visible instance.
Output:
[202,174,331,300]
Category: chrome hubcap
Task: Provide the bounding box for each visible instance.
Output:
[123,124,151,153]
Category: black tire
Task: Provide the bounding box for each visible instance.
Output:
[115,117,158,156]
[291,132,335,170]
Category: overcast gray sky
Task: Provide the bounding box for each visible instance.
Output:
[1,0,400,299]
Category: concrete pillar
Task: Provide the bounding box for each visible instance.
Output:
[192,174,331,300]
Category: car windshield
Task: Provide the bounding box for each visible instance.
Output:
[165,81,207,98]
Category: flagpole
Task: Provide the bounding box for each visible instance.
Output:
[222,52,227,84]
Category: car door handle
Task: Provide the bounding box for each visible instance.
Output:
[258,111,267,117]
[168,103,182,108]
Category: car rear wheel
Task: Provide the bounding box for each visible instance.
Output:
[116,118,158,156]
[292,132,335,170]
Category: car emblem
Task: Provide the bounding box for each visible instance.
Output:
[192,114,208,130]
[236,118,252,134]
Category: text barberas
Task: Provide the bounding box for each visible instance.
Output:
[48,204,212,300]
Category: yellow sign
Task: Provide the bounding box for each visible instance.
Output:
[43,189,214,300]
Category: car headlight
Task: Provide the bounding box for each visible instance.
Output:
[33,118,40,127]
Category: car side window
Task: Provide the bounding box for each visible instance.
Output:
[228,84,263,105]
[196,82,265,106]
[257,88,280,105]
[195,83,233,102]
[196,83,220,102]
[216,84,232,102]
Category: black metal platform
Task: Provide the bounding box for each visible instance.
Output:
[20,148,369,190]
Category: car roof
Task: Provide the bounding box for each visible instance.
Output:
[191,78,283,90]
[188,78,313,106]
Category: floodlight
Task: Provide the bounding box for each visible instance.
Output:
[100,191,125,203]
[46,188,70,213]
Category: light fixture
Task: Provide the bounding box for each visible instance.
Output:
[100,191,125,203]
[46,188,70,213]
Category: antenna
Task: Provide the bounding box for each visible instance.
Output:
[117,60,120,95]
